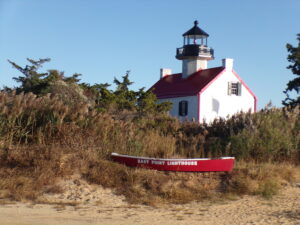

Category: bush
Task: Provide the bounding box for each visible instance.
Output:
[228,107,300,163]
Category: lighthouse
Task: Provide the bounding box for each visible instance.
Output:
[176,21,214,78]
[151,21,257,123]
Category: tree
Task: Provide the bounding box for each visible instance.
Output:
[8,58,83,96]
[8,58,51,94]
[80,82,115,111]
[283,34,300,107]
[114,70,133,92]
[137,88,172,115]
[113,71,137,111]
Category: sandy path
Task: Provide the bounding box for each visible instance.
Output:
[0,182,299,225]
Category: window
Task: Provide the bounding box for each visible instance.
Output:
[179,101,188,116]
[228,82,242,96]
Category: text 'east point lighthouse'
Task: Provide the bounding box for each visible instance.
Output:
[151,21,257,123]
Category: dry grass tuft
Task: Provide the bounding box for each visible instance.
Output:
[224,161,299,199]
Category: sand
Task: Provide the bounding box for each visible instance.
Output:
[0,177,299,225]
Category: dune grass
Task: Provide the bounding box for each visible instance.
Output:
[0,92,299,204]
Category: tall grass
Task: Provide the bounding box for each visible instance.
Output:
[176,107,300,163]
[0,92,299,203]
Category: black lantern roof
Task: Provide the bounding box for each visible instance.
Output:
[182,20,209,37]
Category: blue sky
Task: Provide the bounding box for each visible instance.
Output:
[0,0,299,109]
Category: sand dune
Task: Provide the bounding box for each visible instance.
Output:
[0,177,299,225]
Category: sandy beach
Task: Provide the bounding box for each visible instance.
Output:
[0,177,299,225]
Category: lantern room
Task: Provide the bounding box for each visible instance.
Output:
[183,20,209,46]
[176,20,214,61]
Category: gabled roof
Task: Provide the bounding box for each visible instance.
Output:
[151,67,224,98]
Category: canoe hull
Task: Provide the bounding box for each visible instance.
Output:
[111,153,234,172]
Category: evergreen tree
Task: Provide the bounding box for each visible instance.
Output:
[113,71,137,111]
[137,88,172,115]
[283,34,300,107]
[8,58,51,94]
[114,70,133,92]
[8,58,83,96]
[80,82,115,111]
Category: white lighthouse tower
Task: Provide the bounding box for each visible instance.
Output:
[176,21,214,78]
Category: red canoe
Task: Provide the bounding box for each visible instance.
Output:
[111,153,234,172]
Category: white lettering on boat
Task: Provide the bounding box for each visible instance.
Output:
[166,161,197,166]
[137,159,197,166]
[137,159,149,164]
[151,160,165,165]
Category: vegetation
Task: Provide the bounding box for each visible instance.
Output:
[7,58,172,115]
[283,33,300,107]
[0,58,299,205]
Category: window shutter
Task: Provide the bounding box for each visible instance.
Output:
[228,82,232,95]
[184,101,188,116]
[179,101,188,116]
[238,82,242,96]
[179,101,183,116]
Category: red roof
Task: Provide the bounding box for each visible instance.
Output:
[151,67,225,98]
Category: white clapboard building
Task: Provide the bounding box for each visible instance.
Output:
[151,21,257,123]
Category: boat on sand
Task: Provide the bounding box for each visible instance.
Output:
[111,152,234,172]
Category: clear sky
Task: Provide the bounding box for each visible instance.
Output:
[0,0,299,109]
